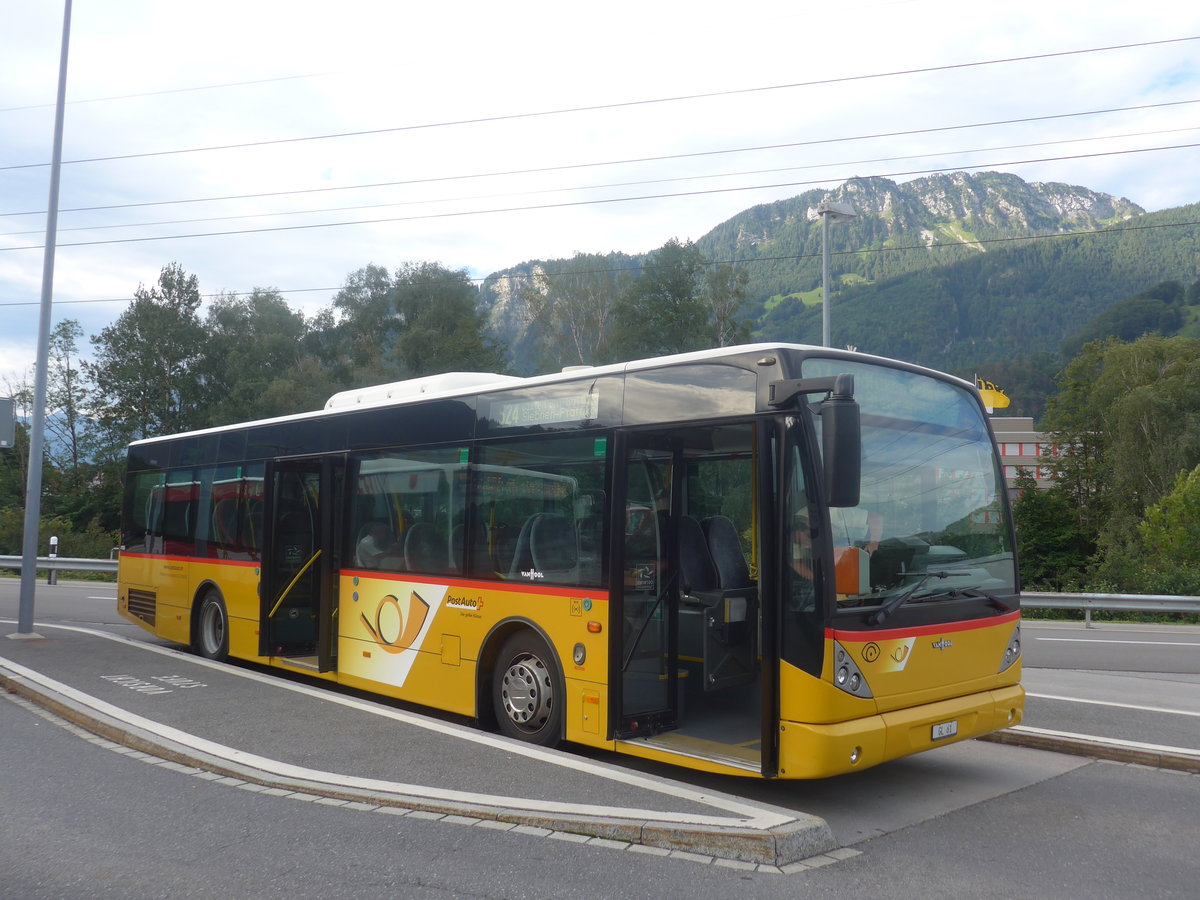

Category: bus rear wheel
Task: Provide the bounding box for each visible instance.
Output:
[492,632,563,746]
[195,591,229,661]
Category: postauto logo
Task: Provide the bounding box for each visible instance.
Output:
[360,591,430,654]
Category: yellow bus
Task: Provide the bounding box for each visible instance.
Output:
[117,344,1023,779]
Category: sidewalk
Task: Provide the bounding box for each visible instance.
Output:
[5,617,1196,868]
[0,621,835,868]
[984,666,1200,772]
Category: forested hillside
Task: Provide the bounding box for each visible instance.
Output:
[477,173,1198,426]
[760,201,1200,371]
[4,171,1199,566]
[480,171,1186,376]
[697,171,1142,308]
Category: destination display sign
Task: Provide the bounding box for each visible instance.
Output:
[490,388,600,428]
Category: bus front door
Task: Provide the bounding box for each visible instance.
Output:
[615,434,681,737]
[260,455,344,671]
[614,422,765,772]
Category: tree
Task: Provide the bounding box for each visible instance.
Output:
[1,372,34,512]
[198,289,308,424]
[1041,334,1200,588]
[390,262,507,377]
[88,263,206,445]
[41,318,125,532]
[0,417,30,516]
[1132,464,1200,594]
[1010,470,1093,589]
[704,263,751,347]
[328,264,400,383]
[523,253,633,369]
[45,319,91,478]
[259,355,343,418]
[604,238,710,361]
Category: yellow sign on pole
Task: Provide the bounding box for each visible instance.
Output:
[975,378,1011,411]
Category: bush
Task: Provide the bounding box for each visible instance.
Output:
[0,508,118,561]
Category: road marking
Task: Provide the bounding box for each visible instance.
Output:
[1026,692,1200,718]
[0,620,796,830]
[1035,637,1199,647]
[2,690,844,874]
[0,655,784,829]
[1010,725,1200,759]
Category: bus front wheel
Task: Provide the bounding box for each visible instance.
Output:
[492,631,563,747]
[194,591,229,661]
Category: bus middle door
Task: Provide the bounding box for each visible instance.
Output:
[260,455,344,671]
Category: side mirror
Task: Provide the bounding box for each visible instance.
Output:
[820,385,860,507]
[769,372,861,507]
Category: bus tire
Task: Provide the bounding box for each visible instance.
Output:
[492,631,563,747]
[195,591,230,661]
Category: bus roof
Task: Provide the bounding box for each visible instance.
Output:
[127,342,972,448]
[325,372,524,409]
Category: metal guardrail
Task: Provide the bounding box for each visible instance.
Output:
[0,555,118,574]
[1022,591,1200,624]
[1,559,1196,618]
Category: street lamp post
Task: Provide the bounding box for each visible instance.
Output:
[815,200,858,348]
[15,0,72,640]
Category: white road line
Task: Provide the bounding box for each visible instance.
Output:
[1010,725,1200,758]
[0,620,794,830]
[1026,692,1200,718]
[1035,637,1199,647]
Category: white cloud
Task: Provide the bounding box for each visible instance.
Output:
[2,0,1198,386]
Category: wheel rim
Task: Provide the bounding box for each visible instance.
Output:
[499,653,553,732]
[200,600,224,656]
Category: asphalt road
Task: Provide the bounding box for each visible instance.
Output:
[1023,618,1200,674]
[3,685,1197,899]
[3,577,1199,896]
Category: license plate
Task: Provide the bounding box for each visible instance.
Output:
[932,720,958,741]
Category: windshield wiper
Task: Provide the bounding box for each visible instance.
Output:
[943,585,1014,612]
[869,570,969,626]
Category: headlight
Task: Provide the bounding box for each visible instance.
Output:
[832,641,874,698]
[999,623,1022,672]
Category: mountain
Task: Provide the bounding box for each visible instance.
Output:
[696,171,1142,305]
[478,172,1199,382]
[760,199,1199,372]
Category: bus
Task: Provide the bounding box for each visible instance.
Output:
[117,343,1023,779]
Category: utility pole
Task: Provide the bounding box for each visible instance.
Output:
[13,0,72,640]
[814,201,858,348]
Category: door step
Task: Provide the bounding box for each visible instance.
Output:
[617,732,761,772]
[277,655,320,671]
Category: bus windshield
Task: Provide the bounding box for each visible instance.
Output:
[804,359,1015,606]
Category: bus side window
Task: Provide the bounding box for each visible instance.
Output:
[241,474,265,560]
[471,435,607,587]
[349,448,467,575]
[126,471,165,554]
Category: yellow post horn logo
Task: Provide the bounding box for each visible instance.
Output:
[361,591,430,654]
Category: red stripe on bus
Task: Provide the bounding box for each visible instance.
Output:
[119,552,259,568]
[829,609,1020,643]
[341,568,610,601]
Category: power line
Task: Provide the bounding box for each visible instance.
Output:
[2,141,1196,254]
[3,97,1195,222]
[0,71,336,114]
[5,124,1197,239]
[1,217,1195,309]
[3,35,1197,172]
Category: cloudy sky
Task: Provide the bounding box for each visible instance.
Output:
[2,0,1198,387]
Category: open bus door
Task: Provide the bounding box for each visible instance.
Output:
[614,431,682,737]
[613,422,767,774]
[260,455,345,672]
